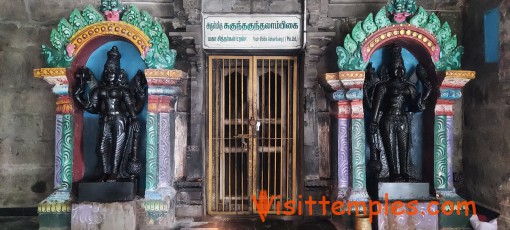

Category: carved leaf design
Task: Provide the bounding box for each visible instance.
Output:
[50,29,65,50]
[57,19,74,42]
[139,11,154,35]
[336,46,350,70]
[352,21,367,43]
[375,7,391,29]
[424,13,441,34]
[69,9,87,31]
[81,5,104,25]
[344,34,357,54]
[363,13,377,35]
[410,6,428,27]
[121,5,141,26]
[442,35,457,55]
[436,22,452,45]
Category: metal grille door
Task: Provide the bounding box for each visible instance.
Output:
[208,56,297,214]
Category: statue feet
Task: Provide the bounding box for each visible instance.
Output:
[390,173,415,182]
[368,159,383,174]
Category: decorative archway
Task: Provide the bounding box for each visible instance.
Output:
[33,1,185,228]
[321,0,475,228]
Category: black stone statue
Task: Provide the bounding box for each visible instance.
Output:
[74,46,147,182]
[364,44,432,182]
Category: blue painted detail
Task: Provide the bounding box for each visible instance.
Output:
[440,89,462,100]
[82,41,148,192]
[346,89,363,100]
[332,90,347,101]
[52,85,69,95]
[484,7,500,63]
[148,86,182,96]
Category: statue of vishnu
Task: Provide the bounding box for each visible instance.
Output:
[74,46,147,182]
[364,44,432,182]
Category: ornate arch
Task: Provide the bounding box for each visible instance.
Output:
[41,1,176,70]
[336,2,463,71]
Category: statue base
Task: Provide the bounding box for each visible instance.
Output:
[378,182,430,201]
[78,181,136,202]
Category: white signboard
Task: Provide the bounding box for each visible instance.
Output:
[203,14,302,50]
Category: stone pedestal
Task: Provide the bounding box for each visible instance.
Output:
[378,202,439,230]
[378,183,430,201]
[71,202,139,230]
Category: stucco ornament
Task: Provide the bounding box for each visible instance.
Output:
[42,0,176,70]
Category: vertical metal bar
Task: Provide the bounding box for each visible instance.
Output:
[234,58,238,212]
[261,58,265,195]
[292,57,298,202]
[221,58,225,211]
[273,59,280,204]
[280,59,284,200]
[241,59,244,211]
[207,56,213,213]
[250,57,257,213]
[267,59,271,202]
[286,59,290,202]
[228,59,232,211]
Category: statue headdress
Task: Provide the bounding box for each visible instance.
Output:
[105,46,121,71]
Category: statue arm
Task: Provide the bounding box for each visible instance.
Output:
[123,89,138,118]
[80,87,100,114]
[370,84,387,133]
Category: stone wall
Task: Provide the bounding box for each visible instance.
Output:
[462,0,509,212]
[0,0,467,211]
[0,0,179,208]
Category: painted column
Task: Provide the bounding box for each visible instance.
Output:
[34,68,74,228]
[434,70,475,195]
[145,69,184,195]
[143,69,185,224]
[339,71,370,203]
[335,92,351,200]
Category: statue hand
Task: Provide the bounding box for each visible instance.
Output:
[130,117,140,132]
[369,122,378,134]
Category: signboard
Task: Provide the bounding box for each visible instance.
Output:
[203,14,302,50]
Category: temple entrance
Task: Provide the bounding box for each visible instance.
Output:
[207,56,298,214]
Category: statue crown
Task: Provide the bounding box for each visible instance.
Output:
[105,46,121,68]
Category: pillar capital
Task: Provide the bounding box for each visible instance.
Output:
[34,68,70,96]
[435,99,455,116]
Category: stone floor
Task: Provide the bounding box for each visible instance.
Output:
[0,217,38,230]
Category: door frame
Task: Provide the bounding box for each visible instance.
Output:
[205,53,302,215]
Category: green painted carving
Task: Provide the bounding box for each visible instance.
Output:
[351,119,366,190]
[352,22,367,43]
[436,22,452,45]
[57,19,75,42]
[146,113,159,191]
[337,2,464,71]
[121,5,177,69]
[363,14,377,35]
[42,3,177,70]
[121,5,141,25]
[434,116,448,190]
[374,7,391,28]
[100,0,124,12]
[424,13,441,34]
[42,45,74,68]
[387,0,417,16]
[81,5,105,25]
[60,114,74,191]
[410,6,427,27]
[69,9,87,30]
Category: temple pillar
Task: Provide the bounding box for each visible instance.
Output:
[340,71,370,203]
[433,70,475,196]
[336,94,351,200]
[34,68,74,229]
[143,69,185,225]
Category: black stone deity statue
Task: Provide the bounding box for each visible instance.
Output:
[74,46,147,182]
[364,44,432,182]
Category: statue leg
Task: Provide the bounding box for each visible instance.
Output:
[98,120,113,180]
[397,119,410,181]
[380,117,398,180]
[112,116,127,178]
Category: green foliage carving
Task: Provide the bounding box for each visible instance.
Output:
[409,7,427,27]
[100,0,124,12]
[121,4,176,69]
[42,2,176,70]
[387,0,417,15]
[336,2,464,71]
